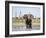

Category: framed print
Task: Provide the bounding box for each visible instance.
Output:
[5,1,45,37]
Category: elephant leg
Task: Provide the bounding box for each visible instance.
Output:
[29,24,32,29]
[26,24,29,28]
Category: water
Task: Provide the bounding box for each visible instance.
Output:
[12,25,40,31]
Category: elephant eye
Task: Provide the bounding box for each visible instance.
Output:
[30,16,31,17]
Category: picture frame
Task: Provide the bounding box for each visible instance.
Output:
[5,1,45,37]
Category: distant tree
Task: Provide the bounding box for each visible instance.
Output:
[16,17,18,19]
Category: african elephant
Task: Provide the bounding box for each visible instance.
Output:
[23,14,33,29]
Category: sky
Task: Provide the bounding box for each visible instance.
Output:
[12,6,40,17]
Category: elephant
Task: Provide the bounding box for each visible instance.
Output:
[23,14,33,29]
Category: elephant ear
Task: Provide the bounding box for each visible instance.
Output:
[23,14,28,19]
